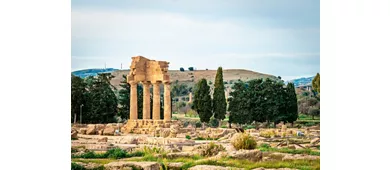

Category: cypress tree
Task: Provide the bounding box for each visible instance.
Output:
[312,73,320,93]
[286,82,298,124]
[228,80,251,125]
[118,75,130,120]
[87,73,118,123]
[193,79,212,125]
[213,67,227,124]
[71,74,87,123]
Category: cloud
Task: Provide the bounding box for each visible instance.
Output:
[71,4,319,79]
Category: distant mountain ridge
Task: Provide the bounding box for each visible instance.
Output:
[288,76,314,87]
[72,68,118,78]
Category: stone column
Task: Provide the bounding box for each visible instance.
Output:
[164,82,172,121]
[152,82,161,120]
[142,81,151,119]
[129,81,138,120]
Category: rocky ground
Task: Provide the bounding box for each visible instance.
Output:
[71,124,320,170]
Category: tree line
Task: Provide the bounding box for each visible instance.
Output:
[71,73,166,124]
[192,67,300,127]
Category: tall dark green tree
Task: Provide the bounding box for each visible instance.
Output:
[71,74,87,123]
[192,79,213,125]
[86,73,118,123]
[247,79,266,123]
[285,83,298,124]
[117,75,130,119]
[228,80,252,125]
[213,67,227,125]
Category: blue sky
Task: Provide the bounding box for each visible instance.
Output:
[72,0,319,81]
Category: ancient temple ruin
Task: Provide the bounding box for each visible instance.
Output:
[123,56,175,134]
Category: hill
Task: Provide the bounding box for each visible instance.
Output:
[110,69,277,90]
[72,68,278,90]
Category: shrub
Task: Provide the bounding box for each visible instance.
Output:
[196,142,226,157]
[186,135,191,140]
[221,125,227,128]
[260,143,271,149]
[172,116,179,120]
[195,121,202,128]
[183,121,190,127]
[180,67,185,72]
[209,117,219,128]
[104,148,128,159]
[142,146,167,155]
[243,125,255,130]
[71,148,143,159]
[231,133,257,150]
[188,67,194,71]
[259,130,276,138]
[71,163,86,170]
[186,109,198,117]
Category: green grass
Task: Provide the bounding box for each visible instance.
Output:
[71,162,105,170]
[258,144,320,156]
[72,153,319,170]
[298,114,320,120]
[181,157,320,170]
[71,148,144,159]
[194,137,219,140]
[243,125,256,130]
[72,159,115,165]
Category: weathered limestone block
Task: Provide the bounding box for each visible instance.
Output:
[166,152,194,159]
[282,154,319,161]
[79,128,87,135]
[98,129,104,135]
[229,149,263,162]
[169,124,180,138]
[73,162,102,170]
[86,125,96,135]
[96,124,106,131]
[160,128,170,138]
[98,137,108,142]
[167,162,184,170]
[189,165,244,170]
[71,129,78,139]
[103,126,115,135]
[104,161,160,170]
[193,143,226,157]
[310,137,320,145]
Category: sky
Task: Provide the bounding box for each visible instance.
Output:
[72,0,320,81]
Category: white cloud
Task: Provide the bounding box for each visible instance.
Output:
[71,8,298,53]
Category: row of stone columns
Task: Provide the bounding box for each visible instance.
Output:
[129,81,171,121]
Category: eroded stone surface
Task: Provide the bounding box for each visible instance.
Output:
[167,162,184,170]
[104,161,160,170]
[74,162,102,170]
[188,165,244,170]
[229,149,263,162]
